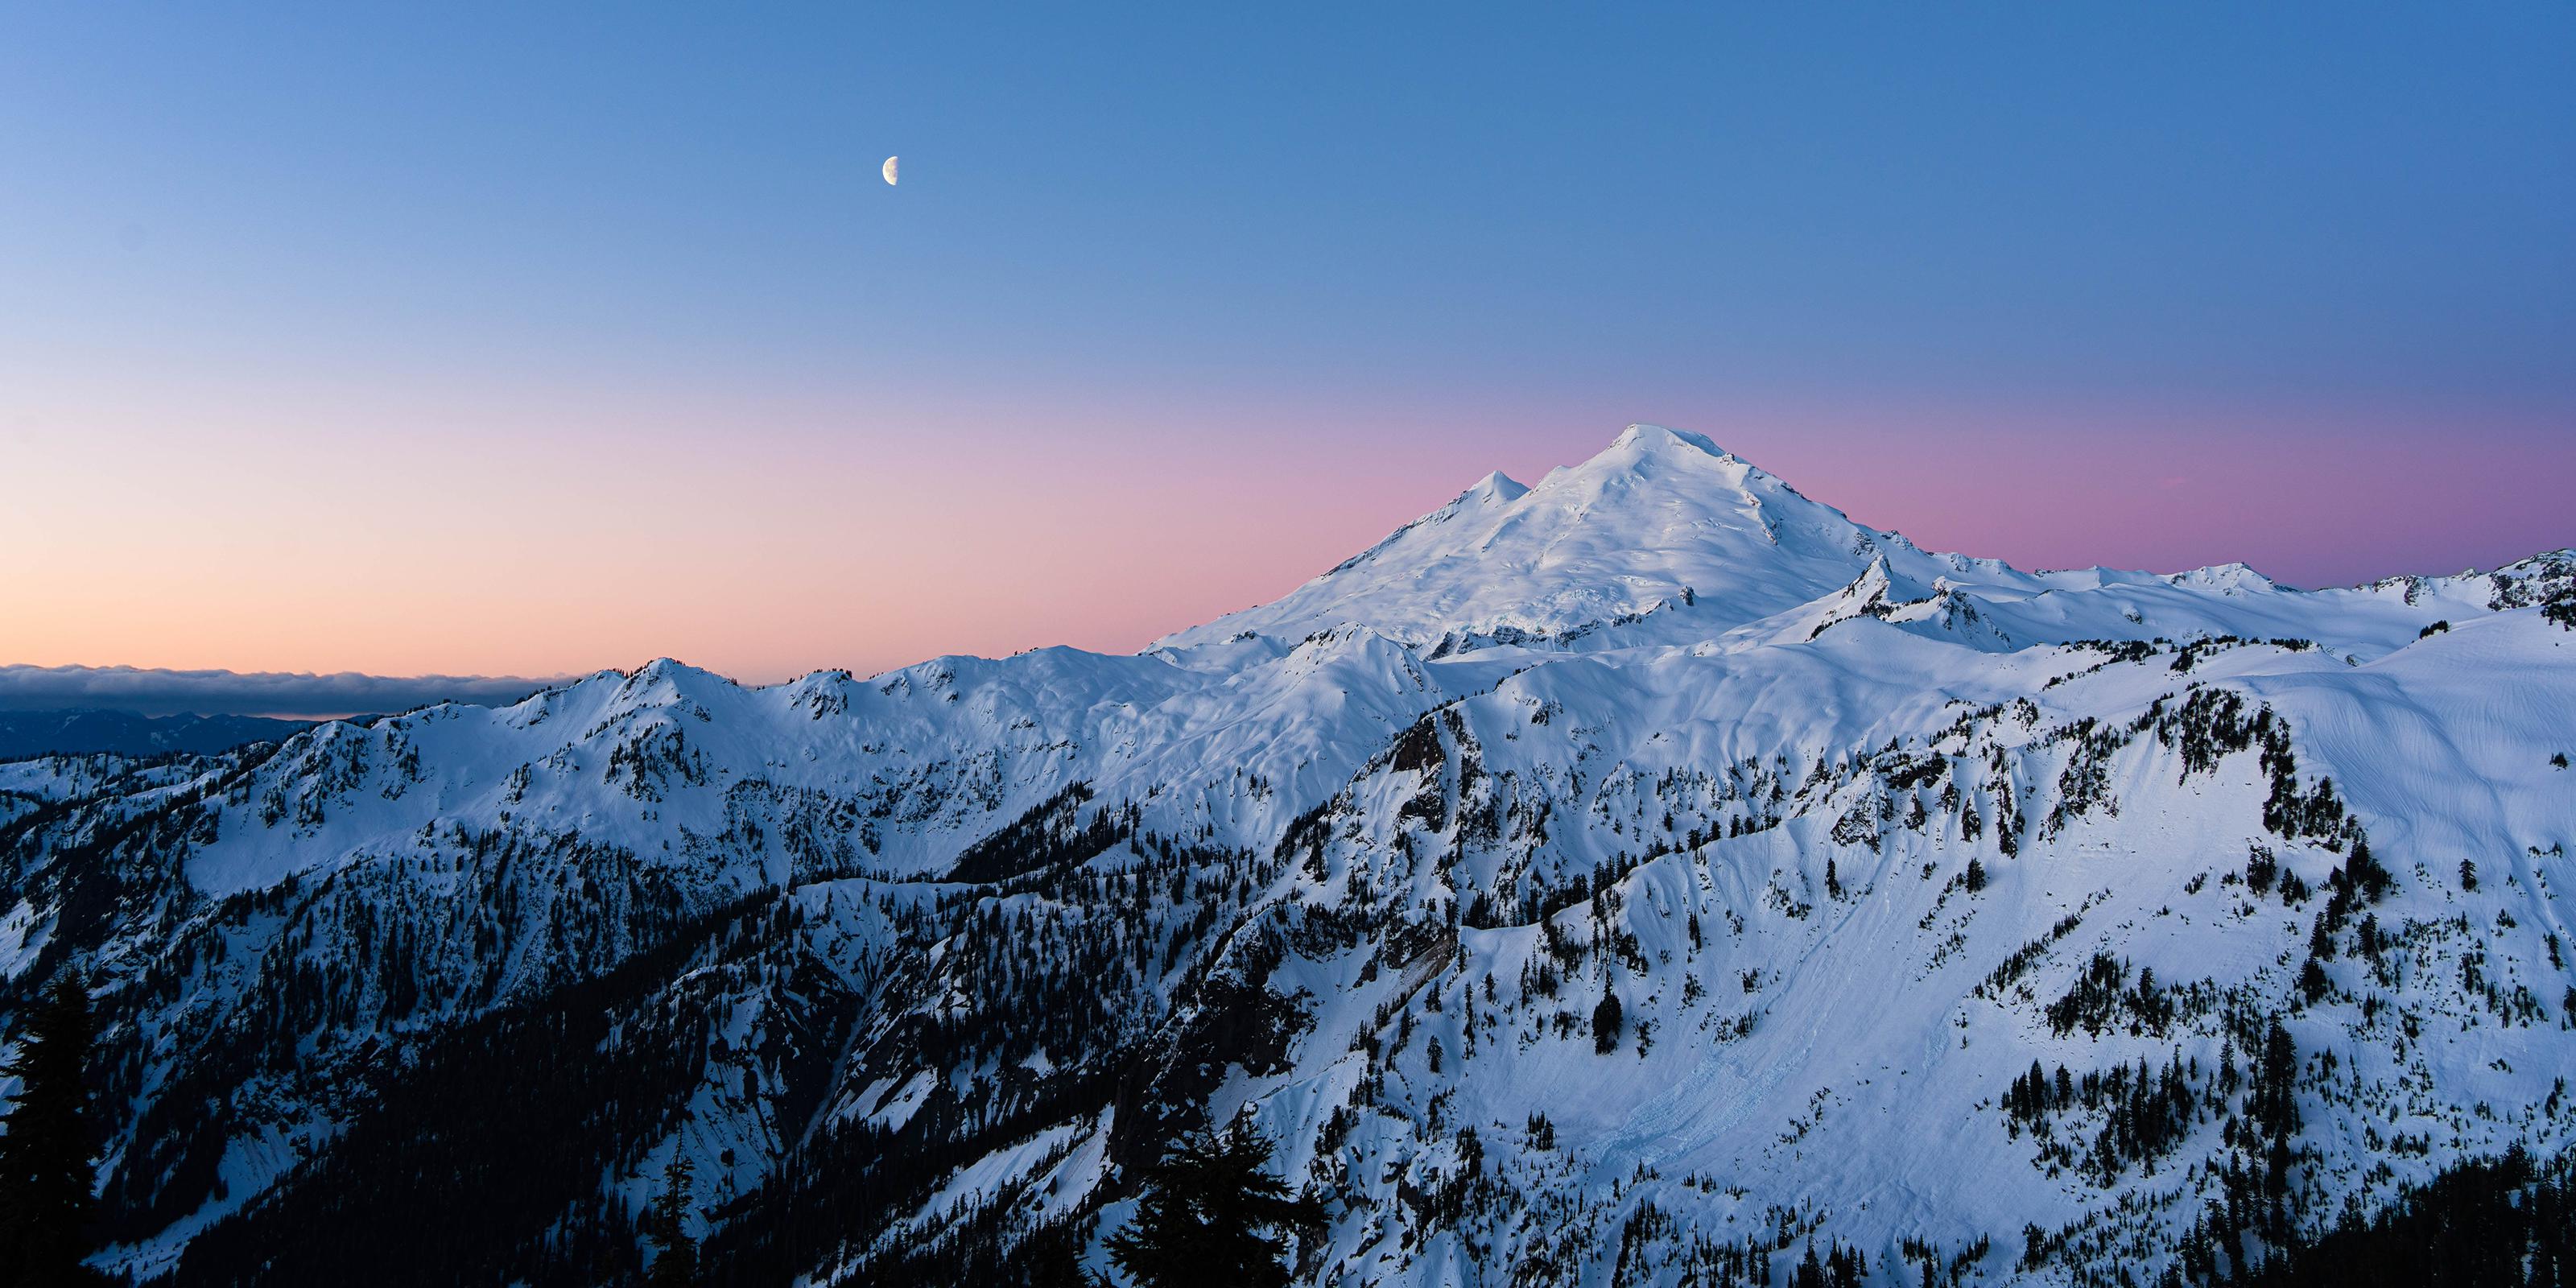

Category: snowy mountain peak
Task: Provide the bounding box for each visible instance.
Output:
[1466,469,1530,503]
[1611,421,1728,457]
[1542,422,1762,494]
[1158,423,1949,652]
[607,658,737,707]
[2163,561,2277,593]
[1154,423,2520,663]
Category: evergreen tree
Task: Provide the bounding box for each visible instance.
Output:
[2252,1017,2300,1142]
[1796,1241,1827,1288]
[0,975,105,1288]
[2219,1146,2576,1286]
[646,1152,698,1288]
[1593,980,1625,1055]
[1008,1220,1104,1288]
[1104,1118,1322,1288]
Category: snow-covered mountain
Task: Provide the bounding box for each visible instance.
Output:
[5,425,2573,1286]
[1162,423,2036,653]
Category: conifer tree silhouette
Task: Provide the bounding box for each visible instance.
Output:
[0,975,107,1287]
[1104,1118,1322,1288]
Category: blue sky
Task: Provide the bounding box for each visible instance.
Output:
[3,3,2570,679]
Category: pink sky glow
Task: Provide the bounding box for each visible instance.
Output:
[5,373,2568,684]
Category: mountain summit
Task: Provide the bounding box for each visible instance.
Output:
[1163,424,1964,651]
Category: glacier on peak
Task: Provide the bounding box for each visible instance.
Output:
[1158,423,1963,653]
[1158,424,2274,656]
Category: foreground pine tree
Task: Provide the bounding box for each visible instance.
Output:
[1104,1119,1323,1288]
[646,1152,698,1287]
[0,975,107,1288]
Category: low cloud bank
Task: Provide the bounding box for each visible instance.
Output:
[0,664,559,719]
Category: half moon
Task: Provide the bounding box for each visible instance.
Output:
[882,156,898,186]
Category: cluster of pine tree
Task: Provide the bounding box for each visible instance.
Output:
[2164,1018,2308,1279]
[168,898,748,1286]
[2545,592,2576,630]
[1787,1238,1869,1288]
[2044,953,2179,1038]
[2000,1052,2200,1183]
[2211,1146,2573,1286]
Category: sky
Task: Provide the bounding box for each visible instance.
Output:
[2,2,2570,686]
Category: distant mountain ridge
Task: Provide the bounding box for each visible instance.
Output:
[2,424,2572,1287]
[0,662,551,721]
[0,708,317,761]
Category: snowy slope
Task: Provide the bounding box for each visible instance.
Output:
[2,425,2571,1287]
